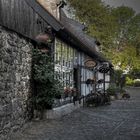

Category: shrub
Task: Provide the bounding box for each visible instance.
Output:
[126,77,134,86]
[133,79,140,87]
[120,88,126,94]
[33,49,63,110]
[106,85,118,96]
[129,69,140,79]
[114,70,123,87]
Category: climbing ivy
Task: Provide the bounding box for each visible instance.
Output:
[32,49,63,110]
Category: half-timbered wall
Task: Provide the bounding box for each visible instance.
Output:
[98,72,110,90]
[55,38,96,96]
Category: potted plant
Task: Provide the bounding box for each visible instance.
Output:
[106,85,120,100]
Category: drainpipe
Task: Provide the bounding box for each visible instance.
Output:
[103,71,106,93]
[94,67,97,94]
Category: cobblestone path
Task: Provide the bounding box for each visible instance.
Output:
[11,87,140,140]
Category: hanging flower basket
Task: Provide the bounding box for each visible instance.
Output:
[35,33,53,44]
[64,87,70,98]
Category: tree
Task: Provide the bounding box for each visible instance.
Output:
[111,7,140,72]
[68,1,140,76]
[68,0,117,51]
[127,14,140,56]
[111,6,135,50]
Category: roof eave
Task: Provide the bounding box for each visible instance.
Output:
[25,0,64,31]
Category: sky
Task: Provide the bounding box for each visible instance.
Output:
[102,0,140,13]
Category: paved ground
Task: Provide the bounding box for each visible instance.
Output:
[11,87,140,140]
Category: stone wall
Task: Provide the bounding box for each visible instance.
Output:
[0,26,33,139]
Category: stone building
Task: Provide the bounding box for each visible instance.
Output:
[0,0,112,139]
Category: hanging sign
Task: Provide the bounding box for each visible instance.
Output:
[84,59,97,68]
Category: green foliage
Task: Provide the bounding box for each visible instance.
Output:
[68,0,140,77]
[108,7,140,71]
[111,6,135,48]
[130,69,140,79]
[133,80,140,87]
[106,85,120,96]
[106,84,126,96]
[33,49,63,110]
[126,77,134,86]
[112,6,135,26]
[114,70,123,87]
[68,0,117,48]
[126,69,140,86]
[127,14,140,48]
[111,45,140,71]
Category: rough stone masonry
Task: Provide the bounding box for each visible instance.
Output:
[0,26,33,139]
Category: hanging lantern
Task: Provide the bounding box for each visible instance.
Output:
[99,67,110,73]
[99,62,110,73]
